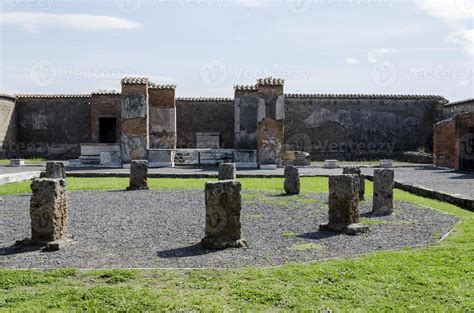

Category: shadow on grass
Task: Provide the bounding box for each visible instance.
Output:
[157,243,219,258]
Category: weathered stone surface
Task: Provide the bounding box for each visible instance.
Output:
[10,159,25,167]
[343,167,365,200]
[45,161,66,179]
[284,165,300,195]
[294,151,311,166]
[30,178,68,243]
[372,169,394,216]
[257,118,284,166]
[380,159,394,168]
[201,180,247,249]
[324,160,339,169]
[320,175,368,235]
[127,160,149,190]
[100,151,121,166]
[218,163,236,180]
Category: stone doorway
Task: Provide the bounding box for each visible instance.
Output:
[99,117,117,143]
[459,127,474,171]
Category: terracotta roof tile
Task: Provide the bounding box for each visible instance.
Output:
[234,85,258,91]
[16,94,91,99]
[257,77,285,86]
[177,97,233,102]
[149,83,177,90]
[285,93,447,102]
[121,77,149,85]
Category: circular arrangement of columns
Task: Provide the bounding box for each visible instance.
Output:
[16,162,395,252]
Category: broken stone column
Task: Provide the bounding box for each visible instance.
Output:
[201,180,247,249]
[127,160,149,190]
[319,175,368,235]
[284,165,300,195]
[218,163,236,180]
[45,161,66,179]
[343,167,365,200]
[30,178,68,244]
[372,169,394,216]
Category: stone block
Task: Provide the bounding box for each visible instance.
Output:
[30,178,68,243]
[372,169,394,216]
[127,160,149,190]
[218,163,236,180]
[324,160,339,169]
[148,149,175,167]
[10,159,25,167]
[284,165,300,195]
[80,144,120,156]
[201,180,247,249]
[234,150,257,168]
[319,175,368,235]
[45,162,66,179]
[100,151,122,166]
[294,151,311,166]
[342,167,365,200]
[380,159,394,168]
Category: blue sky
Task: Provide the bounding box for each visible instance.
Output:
[0,0,472,101]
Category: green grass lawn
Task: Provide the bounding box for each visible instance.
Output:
[0,177,472,311]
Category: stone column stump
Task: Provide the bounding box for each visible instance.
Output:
[372,169,394,216]
[284,165,300,195]
[201,180,247,249]
[218,163,236,180]
[342,167,365,200]
[319,175,368,235]
[127,160,149,190]
[45,161,66,179]
[30,178,69,250]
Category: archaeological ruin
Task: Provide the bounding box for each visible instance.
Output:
[1,77,472,170]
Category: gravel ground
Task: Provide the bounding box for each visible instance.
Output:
[0,189,459,269]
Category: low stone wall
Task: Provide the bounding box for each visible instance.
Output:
[0,94,17,159]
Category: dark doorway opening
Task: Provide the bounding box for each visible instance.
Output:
[99,117,117,143]
[460,127,474,171]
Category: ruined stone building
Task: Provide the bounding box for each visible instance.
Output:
[0,77,473,170]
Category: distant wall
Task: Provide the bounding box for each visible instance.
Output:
[15,96,91,159]
[284,96,443,160]
[91,93,122,143]
[0,94,17,158]
[176,99,234,149]
[443,100,474,119]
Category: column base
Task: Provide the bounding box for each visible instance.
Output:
[319,223,369,235]
[201,237,248,249]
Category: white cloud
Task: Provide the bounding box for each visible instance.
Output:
[345,58,360,65]
[448,29,474,54]
[0,12,141,32]
[415,0,473,54]
[368,48,391,64]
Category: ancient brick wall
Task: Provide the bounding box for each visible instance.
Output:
[443,99,474,119]
[284,96,444,160]
[433,118,456,168]
[15,95,91,159]
[0,94,17,158]
[176,98,234,149]
[91,92,122,143]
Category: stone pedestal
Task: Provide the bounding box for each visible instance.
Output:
[127,160,149,190]
[201,180,247,249]
[10,159,25,167]
[45,162,66,179]
[284,165,300,195]
[319,175,368,235]
[30,178,68,243]
[372,169,394,216]
[324,160,339,169]
[342,167,365,200]
[218,163,236,180]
